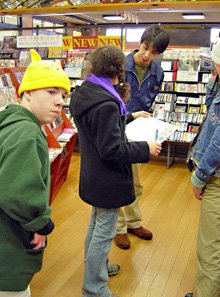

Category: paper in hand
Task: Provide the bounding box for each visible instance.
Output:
[125,117,177,143]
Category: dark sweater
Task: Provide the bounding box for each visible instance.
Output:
[70,81,150,209]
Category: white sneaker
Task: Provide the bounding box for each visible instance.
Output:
[108,264,120,276]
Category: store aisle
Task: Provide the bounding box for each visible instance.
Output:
[31,153,199,297]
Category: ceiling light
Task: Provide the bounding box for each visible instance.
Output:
[149,8,170,11]
[103,15,126,21]
[182,13,205,20]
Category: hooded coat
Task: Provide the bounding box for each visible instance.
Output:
[0,104,54,291]
[70,81,150,209]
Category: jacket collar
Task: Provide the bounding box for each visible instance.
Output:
[125,50,158,76]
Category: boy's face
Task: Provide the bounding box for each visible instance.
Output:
[214,63,220,77]
[24,87,66,125]
[135,42,160,66]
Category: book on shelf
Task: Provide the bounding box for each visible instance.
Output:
[188,106,200,113]
[176,96,188,104]
[48,148,63,163]
[200,55,214,72]
[0,88,6,109]
[177,70,198,82]
[161,81,175,91]
[161,61,172,71]
[163,72,173,82]
[200,104,207,114]
[64,51,87,78]
[173,121,188,132]
[163,49,200,70]
[176,83,198,93]
[155,103,165,110]
[14,72,24,84]
[19,50,31,67]
[0,59,16,68]
[175,105,187,113]
[164,102,173,112]
[170,131,196,143]
[8,87,18,102]
[188,124,200,133]
[187,97,201,104]
[202,73,210,83]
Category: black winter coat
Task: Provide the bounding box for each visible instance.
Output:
[69,81,150,209]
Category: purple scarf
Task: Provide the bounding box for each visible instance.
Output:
[86,73,127,116]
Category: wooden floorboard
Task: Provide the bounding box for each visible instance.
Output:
[31,153,199,297]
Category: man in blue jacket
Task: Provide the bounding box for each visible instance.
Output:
[114,25,170,249]
[185,39,220,297]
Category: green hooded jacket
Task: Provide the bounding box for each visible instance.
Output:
[0,104,54,291]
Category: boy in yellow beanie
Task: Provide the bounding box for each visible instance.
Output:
[0,49,70,297]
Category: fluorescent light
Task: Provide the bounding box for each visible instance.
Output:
[103,15,125,21]
[182,13,205,20]
[149,8,170,11]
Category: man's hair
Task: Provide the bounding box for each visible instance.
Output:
[89,45,130,101]
[140,25,169,54]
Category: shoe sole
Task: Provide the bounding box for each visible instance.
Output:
[108,271,120,276]
[114,242,130,249]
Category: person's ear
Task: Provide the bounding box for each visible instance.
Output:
[23,91,32,101]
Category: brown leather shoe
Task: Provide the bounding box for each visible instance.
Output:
[127,226,153,240]
[114,233,130,249]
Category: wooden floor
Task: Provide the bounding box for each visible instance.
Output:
[31,153,200,297]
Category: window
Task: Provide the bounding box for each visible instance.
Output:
[4,16,18,25]
[33,19,42,28]
[211,28,220,44]
[126,28,145,42]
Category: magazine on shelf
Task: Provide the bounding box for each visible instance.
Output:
[125,117,177,143]
[161,61,172,71]
[177,71,198,82]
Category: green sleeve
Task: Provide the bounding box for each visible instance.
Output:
[0,138,51,232]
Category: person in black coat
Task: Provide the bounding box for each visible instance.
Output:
[69,45,161,297]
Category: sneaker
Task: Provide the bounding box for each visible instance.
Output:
[185,294,193,297]
[108,264,120,276]
[127,226,153,240]
[114,233,130,249]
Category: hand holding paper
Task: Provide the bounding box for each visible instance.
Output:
[148,141,162,157]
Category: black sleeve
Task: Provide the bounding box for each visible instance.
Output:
[89,101,150,164]
[37,219,55,235]
[126,112,134,124]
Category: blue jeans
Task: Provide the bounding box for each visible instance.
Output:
[82,207,118,297]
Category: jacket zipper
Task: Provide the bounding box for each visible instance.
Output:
[133,72,150,91]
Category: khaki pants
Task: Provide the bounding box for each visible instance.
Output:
[116,163,144,234]
[0,286,30,297]
[194,176,220,297]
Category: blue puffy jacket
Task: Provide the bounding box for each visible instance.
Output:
[125,51,164,112]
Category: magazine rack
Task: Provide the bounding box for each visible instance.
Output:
[44,110,76,204]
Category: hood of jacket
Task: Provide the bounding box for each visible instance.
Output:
[70,80,121,118]
[0,104,41,131]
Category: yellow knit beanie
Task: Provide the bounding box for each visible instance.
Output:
[18,49,71,96]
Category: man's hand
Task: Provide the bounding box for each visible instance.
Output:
[148,141,162,157]
[132,111,151,119]
[192,185,204,200]
[31,233,46,249]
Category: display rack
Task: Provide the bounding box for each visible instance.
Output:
[153,58,209,168]
[44,110,76,204]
